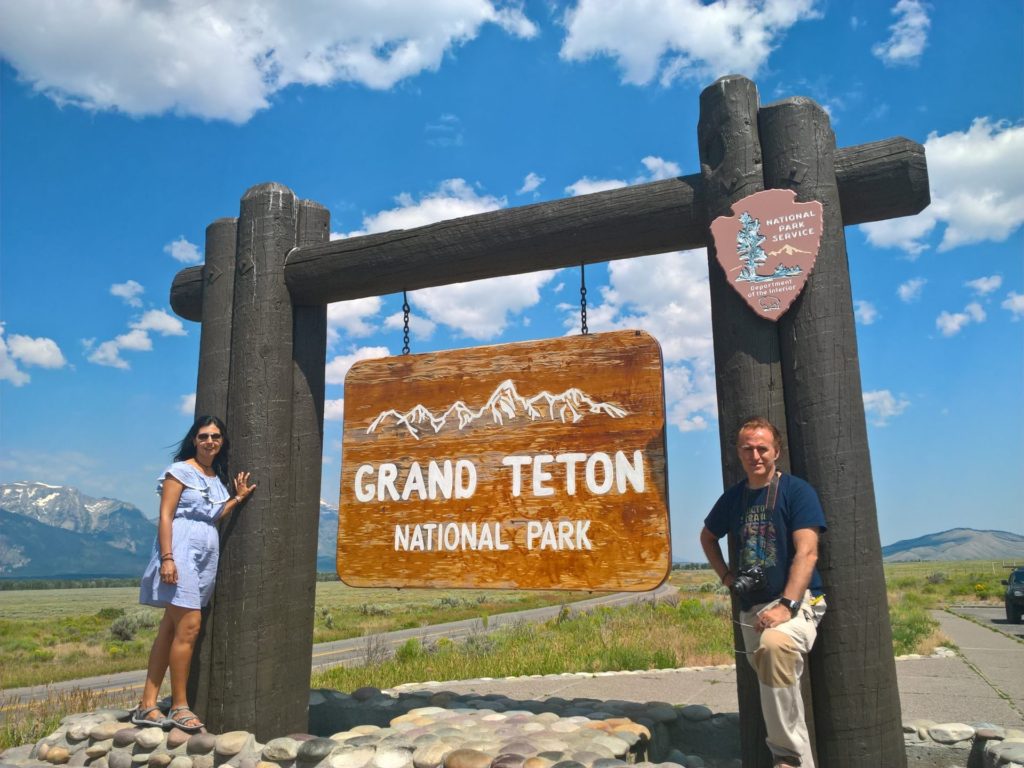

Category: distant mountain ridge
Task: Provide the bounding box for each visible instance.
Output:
[0,481,155,577]
[368,378,628,440]
[882,528,1024,562]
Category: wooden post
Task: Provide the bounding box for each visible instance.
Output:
[698,75,787,768]
[187,216,237,711]
[203,182,303,739]
[759,98,906,767]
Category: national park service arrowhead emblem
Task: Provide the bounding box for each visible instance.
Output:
[710,189,823,320]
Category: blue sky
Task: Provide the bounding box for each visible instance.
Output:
[0,0,1021,563]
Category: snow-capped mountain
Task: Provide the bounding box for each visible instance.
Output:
[367,379,628,439]
[0,481,154,553]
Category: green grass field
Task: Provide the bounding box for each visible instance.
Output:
[1,560,1017,751]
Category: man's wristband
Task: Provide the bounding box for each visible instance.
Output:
[779,597,801,615]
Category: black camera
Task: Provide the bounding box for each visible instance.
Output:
[732,565,768,595]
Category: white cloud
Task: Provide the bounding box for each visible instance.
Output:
[347,179,505,236]
[863,389,910,426]
[517,172,545,195]
[1002,292,1024,320]
[854,300,879,325]
[936,302,985,337]
[965,275,1002,296]
[640,156,681,180]
[861,118,1024,255]
[412,272,558,339]
[345,178,553,339]
[0,324,30,386]
[86,309,186,370]
[561,249,716,432]
[111,280,144,307]
[163,236,202,264]
[383,311,437,341]
[327,297,383,344]
[565,177,628,196]
[132,309,187,337]
[0,1,537,123]
[565,155,682,198]
[325,346,390,385]
[425,114,464,148]
[180,393,197,416]
[87,340,129,370]
[872,0,930,67]
[8,334,66,369]
[897,277,926,302]
[560,0,819,87]
[325,398,345,422]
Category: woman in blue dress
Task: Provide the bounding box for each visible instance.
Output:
[133,416,255,732]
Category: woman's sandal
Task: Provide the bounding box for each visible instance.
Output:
[167,706,205,734]
[130,705,168,727]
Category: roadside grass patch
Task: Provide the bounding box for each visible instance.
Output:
[311,597,733,692]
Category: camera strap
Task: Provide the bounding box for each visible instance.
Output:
[741,470,781,518]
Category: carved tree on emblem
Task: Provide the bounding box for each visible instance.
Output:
[736,211,767,282]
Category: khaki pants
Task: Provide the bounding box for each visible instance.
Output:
[739,592,826,767]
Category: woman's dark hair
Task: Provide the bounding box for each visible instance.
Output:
[174,415,230,487]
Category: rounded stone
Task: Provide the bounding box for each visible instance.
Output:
[644,706,677,724]
[149,754,173,767]
[68,723,93,742]
[108,751,134,768]
[491,754,525,768]
[330,747,377,768]
[523,758,552,768]
[92,760,110,768]
[613,723,649,741]
[536,753,565,763]
[263,739,300,762]
[132,751,154,765]
[372,748,414,768]
[215,732,252,757]
[591,760,627,768]
[47,746,71,764]
[589,737,629,757]
[444,749,493,768]
[499,742,537,757]
[295,737,337,763]
[166,730,192,750]
[413,742,452,768]
[928,723,975,744]
[168,758,192,768]
[347,735,383,748]
[549,723,580,735]
[550,762,585,768]
[114,729,141,748]
[192,756,214,768]
[88,740,115,758]
[187,733,217,755]
[353,725,385,735]
[92,722,132,741]
[258,762,282,768]
[567,751,603,767]
[136,728,167,751]
[352,687,384,702]
[678,706,712,723]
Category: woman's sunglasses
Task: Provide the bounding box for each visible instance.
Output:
[196,433,223,442]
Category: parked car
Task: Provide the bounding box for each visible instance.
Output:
[1003,568,1024,624]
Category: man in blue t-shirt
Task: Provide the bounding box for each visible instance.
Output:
[700,417,827,768]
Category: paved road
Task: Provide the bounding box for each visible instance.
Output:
[0,585,673,712]
[949,603,1024,642]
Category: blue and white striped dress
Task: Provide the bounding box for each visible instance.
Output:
[138,462,229,609]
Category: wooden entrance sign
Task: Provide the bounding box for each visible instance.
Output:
[338,330,669,591]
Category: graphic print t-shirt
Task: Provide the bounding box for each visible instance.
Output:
[704,473,827,609]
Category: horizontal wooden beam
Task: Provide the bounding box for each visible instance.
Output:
[170,137,928,321]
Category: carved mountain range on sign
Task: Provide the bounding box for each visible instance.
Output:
[367,379,628,440]
[767,243,812,257]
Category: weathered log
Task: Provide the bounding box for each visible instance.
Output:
[169,138,928,321]
[759,98,907,768]
[284,198,331,727]
[698,74,783,768]
[204,183,303,740]
[187,216,237,713]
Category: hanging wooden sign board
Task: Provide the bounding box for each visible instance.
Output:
[337,330,671,591]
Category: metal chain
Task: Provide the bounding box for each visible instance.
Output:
[579,263,589,335]
[402,291,411,355]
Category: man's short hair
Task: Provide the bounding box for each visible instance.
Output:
[737,416,783,450]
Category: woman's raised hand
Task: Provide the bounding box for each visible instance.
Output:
[235,471,256,503]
